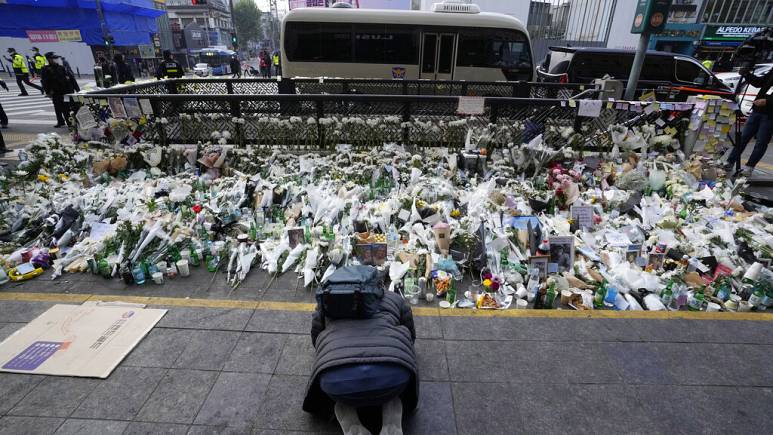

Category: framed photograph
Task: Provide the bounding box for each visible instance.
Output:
[287,228,304,249]
[570,205,594,230]
[108,97,127,119]
[529,256,549,280]
[123,97,142,119]
[626,244,642,264]
[549,236,574,274]
[354,244,374,266]
[372,243,387,266]
[648,252,665,270]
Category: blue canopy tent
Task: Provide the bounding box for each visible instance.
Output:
[0,0,165,46]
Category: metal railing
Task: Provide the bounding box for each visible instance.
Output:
[84,77,597,99]
[78,91,691,151]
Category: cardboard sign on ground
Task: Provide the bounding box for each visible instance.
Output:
[0,304,166,378]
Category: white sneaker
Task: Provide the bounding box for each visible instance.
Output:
[741,166,754,178]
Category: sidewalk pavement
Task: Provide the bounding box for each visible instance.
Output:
[0,270,772,435]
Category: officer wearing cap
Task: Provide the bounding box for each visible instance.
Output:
[156,50,184,79]
[40,52,76,128]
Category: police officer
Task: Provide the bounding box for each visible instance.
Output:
[0,78,8,130]
[4,48,43,96]
[32,47,47,77]
[156,50,184,79]
[40,52,76,128]
[272,51,281,77]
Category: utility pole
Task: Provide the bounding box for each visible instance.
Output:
[94,0,115,60]
[624,29,650,101]
[624,0,671,101]
[269,0,278,51]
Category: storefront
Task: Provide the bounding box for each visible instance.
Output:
[649,23,704,56]
[695,25,766,72]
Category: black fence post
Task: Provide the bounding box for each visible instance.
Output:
[489,100,499,125]
[229,96,243,147]
[151,100,167,147]
[461,82,468,96]
[316,100,324,149]
[226,81,234,95]
[402,101,411,145]
[402,81,408,96]
[514,81,529,98]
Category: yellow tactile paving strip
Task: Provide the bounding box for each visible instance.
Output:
[2,291,773,320]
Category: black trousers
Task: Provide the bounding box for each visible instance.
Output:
[16,74,43,95]
[52,95,71,126]
[0,102,7,126]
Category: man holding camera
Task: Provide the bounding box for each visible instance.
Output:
[724,66,773,177]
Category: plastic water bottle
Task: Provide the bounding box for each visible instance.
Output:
[0,266,9,285]
[387,224,399,261]
[131,264,146,285]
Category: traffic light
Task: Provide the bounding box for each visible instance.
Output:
[104,36,115,47]
[231,34,238,48]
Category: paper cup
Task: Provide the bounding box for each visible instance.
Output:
[560,290,572,305]
[516,299,528,309]
[152,272,164,285]
[738,301,752,312]
[527,292,535,303]
[425,293,435,303]
[180,249,191,261]
[176,259,190,277]
[156,262,167,275]
[515,285,527,300]
[706,302,720,312]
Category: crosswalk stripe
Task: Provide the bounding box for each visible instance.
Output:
[2,103,52,111]
[2,101,52,108]
[7,109,51,116]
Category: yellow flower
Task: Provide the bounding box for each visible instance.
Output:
[58,173,69,182]
[37,174,49,183]
[483,278,492,287]
[450,209,461,218]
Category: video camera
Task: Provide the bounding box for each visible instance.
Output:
[732,27,773,71]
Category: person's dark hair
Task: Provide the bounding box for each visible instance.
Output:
[163,50,172,60]
[6,48,15,54]
[113,53,124,63]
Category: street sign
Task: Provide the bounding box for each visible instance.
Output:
[138,45,156,59]
[631,0,672,34]
[703,25,765,41]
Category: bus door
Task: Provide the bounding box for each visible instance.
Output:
[420,33,457,80]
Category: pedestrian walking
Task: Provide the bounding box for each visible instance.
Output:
[724,66,773,178]
[259,50,270,79]
[4,48,44,96]
[156,50,184,79]
[230,55,241,78]
[61,57,80,92]
[272,51,281,77]
[26,55,36,78]
[112,53,135,84]
[40,52,76,128]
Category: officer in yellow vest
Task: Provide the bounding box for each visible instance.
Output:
[32,47,47,76]
[701,59,714,71]
[156,50,184,79]
[4,48,43,96]
[272,52,280,76]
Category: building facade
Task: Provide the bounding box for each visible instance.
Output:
[166,0,234,49]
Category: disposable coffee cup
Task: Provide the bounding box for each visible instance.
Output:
[152,272,164,285]
[527,292,535,303]
[515,285,527,299]
[425,293,435,303]
[738,301,752,312]
[516,299,528,309]
[560,290,572,305]
[176,259,190,277]
[156,262,167,275]
[706,302,720,312]
[180,249,191,261]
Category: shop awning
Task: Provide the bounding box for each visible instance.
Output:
[0,0,165,46]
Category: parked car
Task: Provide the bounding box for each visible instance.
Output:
[193,63,212,77]
[537,47,733,101]
[715,63,773,116]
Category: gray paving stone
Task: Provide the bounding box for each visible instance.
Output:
[0,416,64,435]
[0,373,44,415]
[194,372,271,427]
[72,367,166,420]
[245,310,311,334]
[123,328,190,368]
[570,384,669,434]
[275,335,315,376]
[0,323,24,342]
[9,376,99,418]
[414,339,449,381]
[173,330,241,371]
[600,342,677,385]
[252,430,338,435]
[188,425,253,435]
[413,316,443,339]
[445,340,554,383]
[155,307,253,331]
[136,369,219,424]
[440,316,624,342]
[123,422,190,435]
[635,385,749,434]
[404,382,456,435]
[646,342,748,386]
[223,333,286,374]
[53,418,128,435]
[253,375,339,432]
[0,301,55,323]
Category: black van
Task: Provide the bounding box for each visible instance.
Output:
[537,46,733,100]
